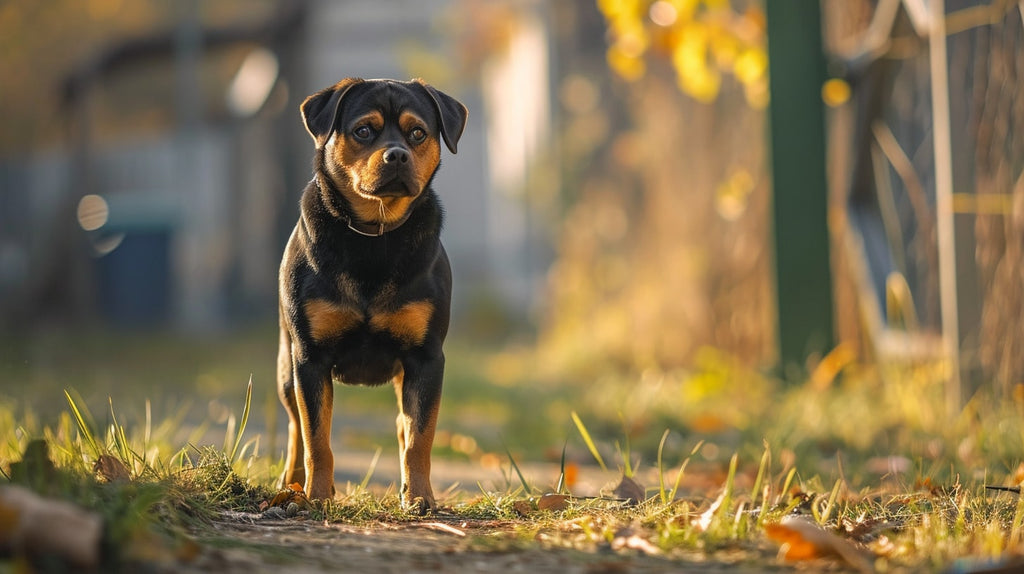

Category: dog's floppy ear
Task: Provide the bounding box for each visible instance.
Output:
[301,78,364,148]
[415,80,468,154]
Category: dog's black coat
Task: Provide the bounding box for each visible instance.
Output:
[277,78,467,513]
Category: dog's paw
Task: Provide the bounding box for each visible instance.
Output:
[403,494,436,516]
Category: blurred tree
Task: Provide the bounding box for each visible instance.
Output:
[537,0,773,375]
[971,6,1024,394]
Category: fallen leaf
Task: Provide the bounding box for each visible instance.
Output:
[694,489,727,532]
[612,475,645,505]
[93,454,131,483]
[268,491,292,507]
[765,516,875,573]
[267,484,311,509]
[537,493,570,511]
[512,500,534,517]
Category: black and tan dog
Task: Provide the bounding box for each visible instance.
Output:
[277,78,467,513]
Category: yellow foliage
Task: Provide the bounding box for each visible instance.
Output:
[597,0,766,105]
[733,47,767,85]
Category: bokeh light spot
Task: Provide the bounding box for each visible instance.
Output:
[649,1,678,27]
[77,194,109,231]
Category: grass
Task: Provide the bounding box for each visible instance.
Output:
[3,327,1024,571]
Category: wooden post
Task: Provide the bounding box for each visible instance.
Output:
[765,1,834,369]
[927,0,961,412]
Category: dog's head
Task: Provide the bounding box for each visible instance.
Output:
[301,78,468,228]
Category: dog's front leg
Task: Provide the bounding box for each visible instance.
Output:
[294,362,336,500]
[394,354,444,514]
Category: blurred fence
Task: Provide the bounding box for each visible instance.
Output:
[824,0,1024,393]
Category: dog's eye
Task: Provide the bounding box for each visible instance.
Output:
[409,127,427,143]
[354,126,374,140]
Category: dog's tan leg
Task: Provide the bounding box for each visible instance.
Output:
[395,358,443,514]
[294,363,336,500]
[277,323,305,488]
[394,368,408,499]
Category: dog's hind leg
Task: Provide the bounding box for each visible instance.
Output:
[277,320,305,489]
[294,361,335,500]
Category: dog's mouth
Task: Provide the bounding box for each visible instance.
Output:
[358,176,418,198]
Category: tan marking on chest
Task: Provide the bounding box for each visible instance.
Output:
[304,299,364,342]
[369,301,434,347]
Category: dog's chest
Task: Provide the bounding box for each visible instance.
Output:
[302,273,434,349]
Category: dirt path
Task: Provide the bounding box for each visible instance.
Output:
[168,454,802,574]
[152,454,806,573]
[178,514,794,574]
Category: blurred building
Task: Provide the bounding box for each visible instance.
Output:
[0,0,554,333]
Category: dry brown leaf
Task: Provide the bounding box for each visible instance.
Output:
[765,516,875,573]
[537,493,570,511]
[612,475,645,505]
[512,500,534,517]
[93,454,131,483]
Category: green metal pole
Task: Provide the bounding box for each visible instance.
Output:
[765,1,834,368]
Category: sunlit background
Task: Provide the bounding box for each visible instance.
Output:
[1,0,1022,472]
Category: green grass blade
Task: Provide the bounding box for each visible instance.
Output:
[657,429,670,504]
[64,389,101,458]
[476,482,499,512]
[359,447,382,491]
[723,453,738,505]
[571,411,606,472]
[818,477,843,525]
[618,413,633,478]
[229,376,253,463]
[779,467,797,505]
[716,453,739,536]
[750,444,770,526]
[109,398,132,464]
[502,439,531,494]
[668,440,703,502]
[555,441,568,494]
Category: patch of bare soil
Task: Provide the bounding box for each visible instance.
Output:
[170,513,796,574]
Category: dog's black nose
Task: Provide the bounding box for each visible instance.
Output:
[383,147,410,164]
